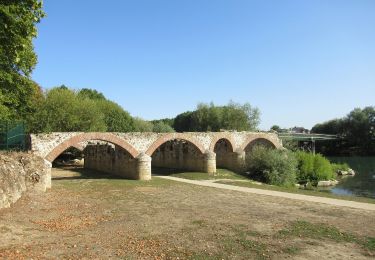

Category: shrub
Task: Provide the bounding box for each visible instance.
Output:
[331,162,350,173]
[313,154,334,181]
[246,146,297,187]
[295,151,335,183]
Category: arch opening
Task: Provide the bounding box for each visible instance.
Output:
[83,143,138,179]
[52,146,84,168]
[46,133,140,180]
[151,139,205,175]
[244,138,277,168]
[214,138,234,170]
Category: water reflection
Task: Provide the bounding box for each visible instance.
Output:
[328,157,375,199]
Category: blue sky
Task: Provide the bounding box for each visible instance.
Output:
[32,0,375,130]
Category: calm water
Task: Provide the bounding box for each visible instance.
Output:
[328,157,375,199]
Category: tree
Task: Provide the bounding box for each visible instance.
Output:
[270,125,281,132]
[311,106,375,155]
[96,99,134,132]
[30,87,106,132]
[173,111,194,132]
[133,117,153,132]
[77,88,135,132]
[77,88,106,100]
[0,0,45,124]
[0,0,45,75]
[0,73,43,126]
[152,121,175,133]
[173,101,260,132]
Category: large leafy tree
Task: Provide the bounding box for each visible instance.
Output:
[95,99,134,132]
[312,106,375,155]
[0,0,45,75]
[0,0,45,125]
[173,102,260,132]
[31,87,106,132]
[30,86,137,133]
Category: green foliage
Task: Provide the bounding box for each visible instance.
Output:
[282,140,299,151]
[95,99,134,132]
[152,121,175,133]
[29,86,138,133]
[312,107,375,155]
[331,162,350,173]
[0,0,45,128]
[151,118,174,128]
[133,117,153,132]
[246,146,297,187]
[31,87,106,132]
[77,88,106,100]
[173,101,260,132]
[295,151,335,183]
[173,111,194,132]
[0,71,43,129]
[279,220,357,243]
[270,125,281,132]
[0,0,45,76]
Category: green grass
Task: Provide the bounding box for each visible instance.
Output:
[220,226,269,259]
[215,180,375,204]
[167,168,247,180]
[279,220,375,253]
[282,246,301,255]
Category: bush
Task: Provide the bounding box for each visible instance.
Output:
[152,121,175,133]
[246,146,297,187]
[331,162,350,173]
[295,151,335,183]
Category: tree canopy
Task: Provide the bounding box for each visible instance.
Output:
[312,106,375,155]
[173,101,260,132]
[29,86,139,133]
[0,0,45,126]
[0,0,45,75]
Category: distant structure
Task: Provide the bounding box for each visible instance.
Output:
[290,127,310,134]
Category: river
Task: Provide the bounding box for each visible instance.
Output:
[328,157,375,199]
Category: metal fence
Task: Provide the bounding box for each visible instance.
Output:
[0,121,26,150]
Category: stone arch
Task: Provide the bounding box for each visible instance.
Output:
[146,133,205,156]
[209,134,235,152]
[45,133,139,162]
[241,137,277,153]
[71,143,84,151]
[212,137,235,170]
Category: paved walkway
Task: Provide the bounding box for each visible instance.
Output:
[156,176,375,211]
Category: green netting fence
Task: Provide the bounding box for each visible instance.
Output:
[0,121,26,150]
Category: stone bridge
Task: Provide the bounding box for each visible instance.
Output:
[30,132,282,183]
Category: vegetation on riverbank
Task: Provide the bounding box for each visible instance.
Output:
[312,106,375,156]
[245,147,348,187]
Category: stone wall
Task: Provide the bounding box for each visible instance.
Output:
[152,140,205,172]
[0,152,51,209]
[84,144,150,180]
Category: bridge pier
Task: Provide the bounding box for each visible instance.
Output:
[203,151,216,174]
[136,153,152,180]
[43,159,52,189]
[233,150,246,173]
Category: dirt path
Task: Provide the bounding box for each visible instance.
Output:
[156,176,375,211]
